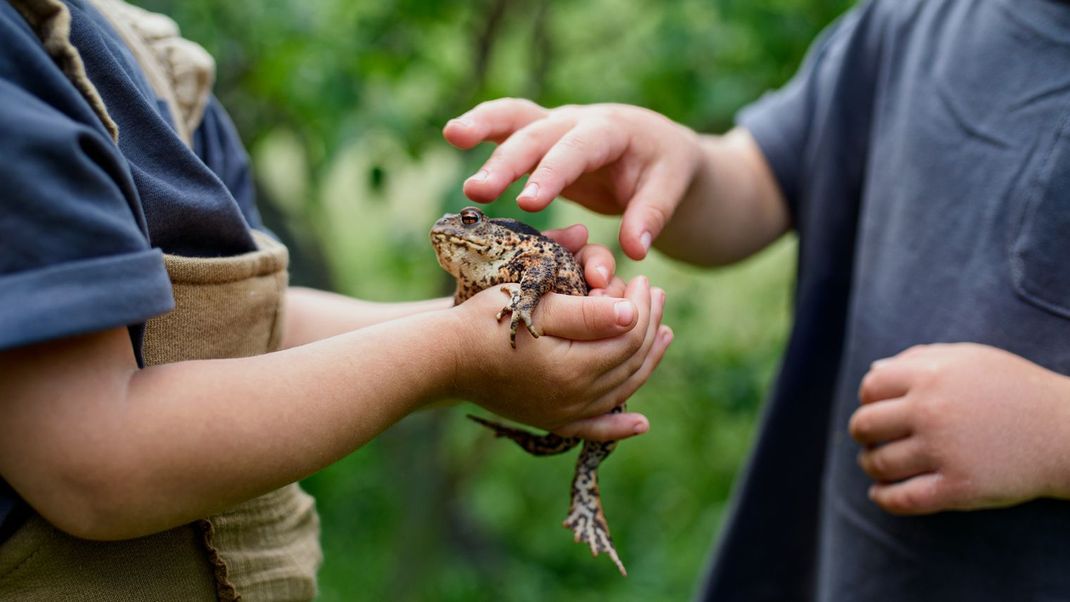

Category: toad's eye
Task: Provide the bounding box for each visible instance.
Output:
[460,209,481,225]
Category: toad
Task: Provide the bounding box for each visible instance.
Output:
[430,206,629,576]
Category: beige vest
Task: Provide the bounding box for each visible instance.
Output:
[0,2,321,599]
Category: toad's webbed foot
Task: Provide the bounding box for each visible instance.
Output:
[467,414,582,456]
[495,285,540,348]
[563,439,626,576]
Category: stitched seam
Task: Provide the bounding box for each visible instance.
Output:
[0,535,45,581]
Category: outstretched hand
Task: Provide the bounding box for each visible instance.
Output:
[850,343,1070,515]
[444,99,704,260]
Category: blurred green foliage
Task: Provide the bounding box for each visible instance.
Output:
[137,0,851,599]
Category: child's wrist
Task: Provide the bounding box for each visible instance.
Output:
[436,306,486,402]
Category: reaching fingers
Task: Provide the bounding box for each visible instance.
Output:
[517,119,630,212]
[464,116,577,204]
[553,411,650,442]
[618,162,693,260]
[443,98,549,149]
[534,294,638,341]
[848,397,914,445]
[857,437,934,483]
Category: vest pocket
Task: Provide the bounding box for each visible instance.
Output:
[1010,116,1070,319]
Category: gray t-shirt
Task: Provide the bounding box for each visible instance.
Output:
[703,0,1070,599]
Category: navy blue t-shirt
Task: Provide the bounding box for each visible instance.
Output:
[0,0,264,532]
[703,0,1070,600]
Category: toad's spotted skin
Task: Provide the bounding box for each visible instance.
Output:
[431,207,628,576]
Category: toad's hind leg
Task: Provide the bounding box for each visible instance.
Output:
[563,439,626,576]
[467,414,582,456]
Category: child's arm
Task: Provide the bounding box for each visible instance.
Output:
[849,343,1070,514]
[443,100,790,266]
[0,277,668,542]
[279,223,623,349]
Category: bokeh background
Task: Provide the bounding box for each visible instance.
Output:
[138,1,851,599]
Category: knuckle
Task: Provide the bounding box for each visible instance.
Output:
[581,298,604,331]
[910,364,941,392]
[911,395,944,430]
[626,328,646,355]
[591,115,620,138]
[640,202,671,232]
[900,485,932,513]
[858,450,884,478]
[555,103,580,118]
[509,123,547,149]
[475,98,507,113]
[900,344,930,359]
[532,162,560,181]
[913,437,937,465]
[858,371,880,403]
[558,132,589,153]
[869,453,890,478]
[848,412,871,440]
[879,485,925,514]
[940,478,971,509]
[514,97,543,113]
[884,492,914,514]
[564,361,590,388]
[626,351,646,375]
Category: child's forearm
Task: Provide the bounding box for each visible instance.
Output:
[280,286,452,349]
[656,128,791,267]
[0,281,664,542]
[0,312,459,541]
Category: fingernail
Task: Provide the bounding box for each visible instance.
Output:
[468,169,489,183]
[871,358,890,369]
[640,231,652,252]
[614,301,635,325]
[595,265,609,283]
[518,182,539,201]
[451,117,473,128]
[633,420,649,435]
[661,326,674,344]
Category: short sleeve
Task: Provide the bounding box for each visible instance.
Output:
[0,6,173,351]
[193,98,264,231]
[735,0,885,226]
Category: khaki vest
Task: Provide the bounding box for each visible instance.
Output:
[0,1,322,599]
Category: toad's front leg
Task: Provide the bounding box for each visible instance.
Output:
[496,254,556,348]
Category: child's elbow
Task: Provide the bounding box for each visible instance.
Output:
[19,463,159,542]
